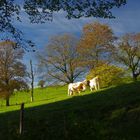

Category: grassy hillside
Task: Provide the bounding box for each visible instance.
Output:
[0,86,70,113]
[0,82,140,140]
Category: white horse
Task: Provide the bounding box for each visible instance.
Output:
[89,76,100,91]
[68,80,88,96]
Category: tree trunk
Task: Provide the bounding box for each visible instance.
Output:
[6,97,10,106]
[70,78,74,83]
[30,60,34,102]
[19,103,24,134]
[132,73,138,82]
[31,88,34,102]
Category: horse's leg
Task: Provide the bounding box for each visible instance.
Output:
[95,85,98,91]
[68,88,72,96]
[94,84,97,91]
[90,87,93,91]
[97,82,100,90]
[68,88,70,96]
[71,90,73,96]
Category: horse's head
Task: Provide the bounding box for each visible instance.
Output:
[83,79,90,86]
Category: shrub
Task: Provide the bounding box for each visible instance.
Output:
[86,63,126,87]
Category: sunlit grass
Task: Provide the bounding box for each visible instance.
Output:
[0,81,140,140]
[0,85,91,113]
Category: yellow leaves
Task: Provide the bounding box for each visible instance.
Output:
[0,40,16,48]
[87,63,125,87]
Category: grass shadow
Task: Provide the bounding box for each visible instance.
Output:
[0,81,140,140]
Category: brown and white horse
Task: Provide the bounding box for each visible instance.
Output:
[68,80,88,96]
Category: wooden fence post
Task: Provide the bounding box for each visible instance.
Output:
[19,103,24,135]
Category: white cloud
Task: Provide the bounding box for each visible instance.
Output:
[13,0,140,84]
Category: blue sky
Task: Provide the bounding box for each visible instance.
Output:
[1,0,140,85]
[17,0,140,64]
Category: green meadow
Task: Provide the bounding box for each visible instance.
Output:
[0,82,140,140]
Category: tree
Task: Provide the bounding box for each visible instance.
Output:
[9,79,29,92]
[27,60,36,102]
[37,34,84,84]
[0,40,27,106]
[114,33,140,81]
[86,63,125,87]
[23,0,126,20]
[0,0,126,50]
[78,22,116,69]
[38,80,46,88]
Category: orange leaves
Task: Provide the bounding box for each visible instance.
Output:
[78,22,115,68]
[82,22,114,48]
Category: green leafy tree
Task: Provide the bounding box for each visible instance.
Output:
[87,63,125,87]
[38,80,46,88]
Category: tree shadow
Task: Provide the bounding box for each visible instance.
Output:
[0,81,140,140]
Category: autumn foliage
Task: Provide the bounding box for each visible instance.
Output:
[87,63,125,87]
[0,41,27,106]
[78,22,116,68]
[114,33,140,81]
